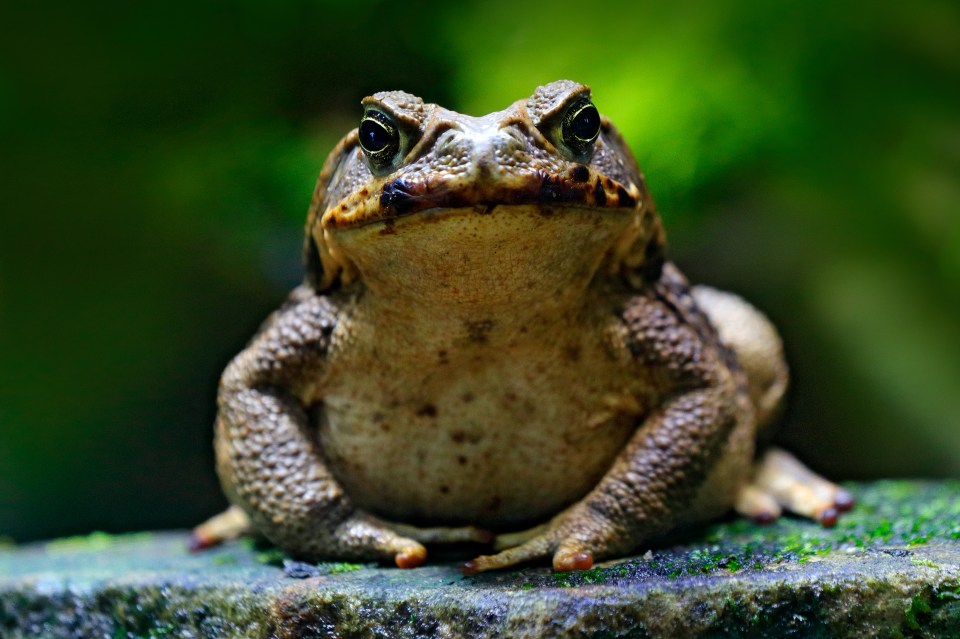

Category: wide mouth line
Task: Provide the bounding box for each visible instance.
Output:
[323,173,640,231]
[350,202,634,230]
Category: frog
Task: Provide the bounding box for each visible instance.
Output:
[193,80,852,573]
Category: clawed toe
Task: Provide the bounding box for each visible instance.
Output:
[462,534,557,574]
[553,549,594,572]
[394,544,427,569]
[834,488,855,512]
[191,505,252,552]
[463,531,604,574]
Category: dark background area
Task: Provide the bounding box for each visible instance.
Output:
[1,0,958,543]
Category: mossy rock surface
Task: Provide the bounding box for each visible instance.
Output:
[2,481,960,638]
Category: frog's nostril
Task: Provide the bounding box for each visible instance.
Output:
[498,127,527,151]
[486,128,529,171]
[434,129,462,155]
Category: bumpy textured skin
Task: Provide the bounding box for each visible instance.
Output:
[211,80,837,572]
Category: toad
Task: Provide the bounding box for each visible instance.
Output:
[194,80,851,573]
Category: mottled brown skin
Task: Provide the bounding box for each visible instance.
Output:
[201,80,851,573]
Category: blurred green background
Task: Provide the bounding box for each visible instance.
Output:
[1,0,958,543]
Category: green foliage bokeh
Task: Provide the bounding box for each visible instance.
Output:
[1,0,958,542]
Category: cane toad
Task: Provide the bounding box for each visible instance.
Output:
[194,80,852,572]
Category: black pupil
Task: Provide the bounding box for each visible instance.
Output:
[571,104,600,141]
[360,117,391,153]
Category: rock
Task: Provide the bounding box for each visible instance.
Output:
[2,481,960,638]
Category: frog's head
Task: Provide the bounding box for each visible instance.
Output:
[305,80,665,300]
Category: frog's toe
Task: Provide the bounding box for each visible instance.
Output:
[746,447,853,526]
[734,483,783,524]
[190,505,252,551]
[464,527,605,573]
[394,543,428,569]
[552,542,595,572]
[462,535,555,574]
[335,513,427,568]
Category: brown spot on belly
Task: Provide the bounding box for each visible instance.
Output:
[450,431,466,444]
[461,391,475,403]
[464,319,495,343]
[415,404,438,418]
[564,344,582,362]
[457,455,468,465]
[439,485,450,494]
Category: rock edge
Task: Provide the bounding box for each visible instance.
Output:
[2,481,959,638]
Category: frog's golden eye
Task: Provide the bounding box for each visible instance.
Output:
[358,110,400,168]
[561,99,601,156]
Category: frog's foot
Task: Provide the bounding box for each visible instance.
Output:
[328,513,428,568]
[735,447,854,527]
[463,511,606,574]
[458,524,554,573]
[463,535,593,575]
[190,505,252,551]
[384,522,495,545]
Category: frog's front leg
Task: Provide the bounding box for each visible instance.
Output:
[207,285,429,568]
[464,385,742,573]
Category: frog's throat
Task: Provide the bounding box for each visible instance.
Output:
[307,171,662,293]
[323,203,640,315]
[319,166,643,231]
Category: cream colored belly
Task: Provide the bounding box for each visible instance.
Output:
[316,344,640,530]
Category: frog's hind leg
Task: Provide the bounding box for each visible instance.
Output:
[691,285,788,433]
[691,287,853,526]
[736,448,854,526]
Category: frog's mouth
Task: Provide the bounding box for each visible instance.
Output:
[320,166,643,231]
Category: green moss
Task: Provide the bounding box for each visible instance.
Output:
[692,480,960,575]
[325,562,364,575]
[551,572,574,587]
[253,547,287,566]
[44,531,153,555]
[905,595,933,630]
[911,558,940,569]
[936,584,960,601]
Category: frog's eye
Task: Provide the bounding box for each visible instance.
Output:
[358,110,401,168]
[561,99,601,156]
